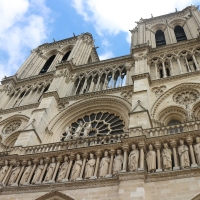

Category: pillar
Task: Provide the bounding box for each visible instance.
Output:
[154,62,158,79]
[155,142,162,172]
[91,151,101,179]
[176,57,183,74]
[161,60,167,77]
[106,150,115,177]
[169,59,174,76]
[50,156,63,183]
[170,140,180,170]
[138,142,145,170]
[77,153,87,180]
[192,54,200,70]
[121,145,129,172]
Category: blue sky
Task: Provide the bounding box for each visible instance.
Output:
[0,0,199,80]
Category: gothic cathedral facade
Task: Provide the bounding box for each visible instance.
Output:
[0,5,200,200]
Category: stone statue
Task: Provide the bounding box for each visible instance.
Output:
[85,153,96,178]
[113,150,123,175]
[162,143,172,170]
[57,156,69,182]
[146,144,156,173]
[178,139,190,168]
[83,122,92,137]
[43,157,56,182]
[8,162,21,186]
[0,160,9,183]
[99,151,110,177]
[70,154,82,181]
[185,105,194,121]
[64,126,73,141]
[32,159,44,184]
[194,137,200,165]
[128,144,139,171]
[20,161,32,185]
[74,121,84,139]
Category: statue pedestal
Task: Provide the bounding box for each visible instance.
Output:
[48,180,55,183]
[35,181,41,185]
[23,182,30,186]
[76,178,83,181]
[61,178,69,182]
[89,176,97,179]
[120,170,126,173]
[138,168,144,171]
[173,166,180,170]
[156,169,162,172]
[105,174,112,178]
[191,164,198,168]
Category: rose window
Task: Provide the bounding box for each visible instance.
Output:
[173,89,199,105]
[4,120,21,135]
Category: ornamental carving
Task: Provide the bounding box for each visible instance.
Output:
[152,85,166,97]
[3,120,21,135]
[173,89,200,105]
[61,112,125,141]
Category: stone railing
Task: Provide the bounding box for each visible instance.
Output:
[143,120,200,137]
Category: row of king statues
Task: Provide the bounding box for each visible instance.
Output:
[0,137,200,186]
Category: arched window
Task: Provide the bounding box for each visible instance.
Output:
[155,30,166,47]
[40,55,56,74]
[168,119,183,134]
[62,51,71,61]
[174,26,187,42]
[166,68,170,76]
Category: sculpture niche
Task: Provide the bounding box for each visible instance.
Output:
[178,139,190,168]
[113,150,123,175]
[8,162,21,186]
[128,144,139,171]
[43,157,56,183]
[70,154,82,181]
[57,156,69,182]
[146,144,156,173]
[99,151,110,178]
[85,153,96,179]
[32,159,44,184]
[0,160,9,183]
[20,161,32,185]
[194,137,200,166]
[162,143,172,170]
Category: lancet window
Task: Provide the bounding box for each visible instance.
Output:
[39,55,56,74]
[174,25,187,42]
[72,67,127,95]
[155,30,166,47]
[62,51,71,61]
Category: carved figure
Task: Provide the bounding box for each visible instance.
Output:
[178,139,190,168]
[146,144,156,173]
[57,156,69,182]
[32,159,44,184]
[64,126,73,141]
[194,137,200,165]
[83,122,92,137]
[43,157,56,182]
[70,154,82,180]
[74,121,83,139]
[85,153,96,178]
[162,143,172,170]
[128,144,139,171]
[99,151,110,177]
[19,161,32,185]
[0,160,9,183]
[8,162,21,186]
[113,150,123,175]
[185,105,194,121]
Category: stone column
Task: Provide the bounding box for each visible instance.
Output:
[36,157,50,184]
[95,75,101,91]
[161,60,167,77]
[176,57,183,74]
[89,76,95,92]
[126,66,131,86]
[155,142,162,172]
[170,140,180,170]
[12,160,27,186]
[25,159,38,185]
[1,160,16,186]
[111,72,115,88]
[186,136,198,168]
[106,150,115,177]
[51,156,63,183]
[91,151,101,179]
[184,57,191,72]
[192,54,200,70]
[62,154,74,182]
[80,77,87,94]
[74,78,81,95]
[154,62,158,79]
[169,59,174,76]
[121,145,129,172]
[77,153,87,180]
[138,142,145,170]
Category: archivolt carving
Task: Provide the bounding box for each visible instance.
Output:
[47,95,131,142]
[150,23,167,33]
[151,83,200,119]
[168,18,186,28]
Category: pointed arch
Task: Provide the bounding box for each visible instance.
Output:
[35,191,74,200]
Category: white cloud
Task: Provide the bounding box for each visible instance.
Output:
[0,0,51,80]
[99,51,114,60]
[72,0,196,39]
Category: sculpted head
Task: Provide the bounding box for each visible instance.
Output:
[163,143,168,149]
[90,153,94,159]
[117,150,121,155]
[64,156,68,162]
[16,161,20,167]
[28,161,31,166]
[52,157,55,163]
[76,154,81,160]
[131,144,136,150]
[180,139,184,145]
[104,150,108,157]
[149,144,153,150]
[40,159,44,165]
[196,137,200,144]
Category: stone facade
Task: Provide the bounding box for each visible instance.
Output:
[0,5,200,200]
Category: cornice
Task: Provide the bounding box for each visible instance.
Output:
[131,73,151,83]
[0,103,39,115]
